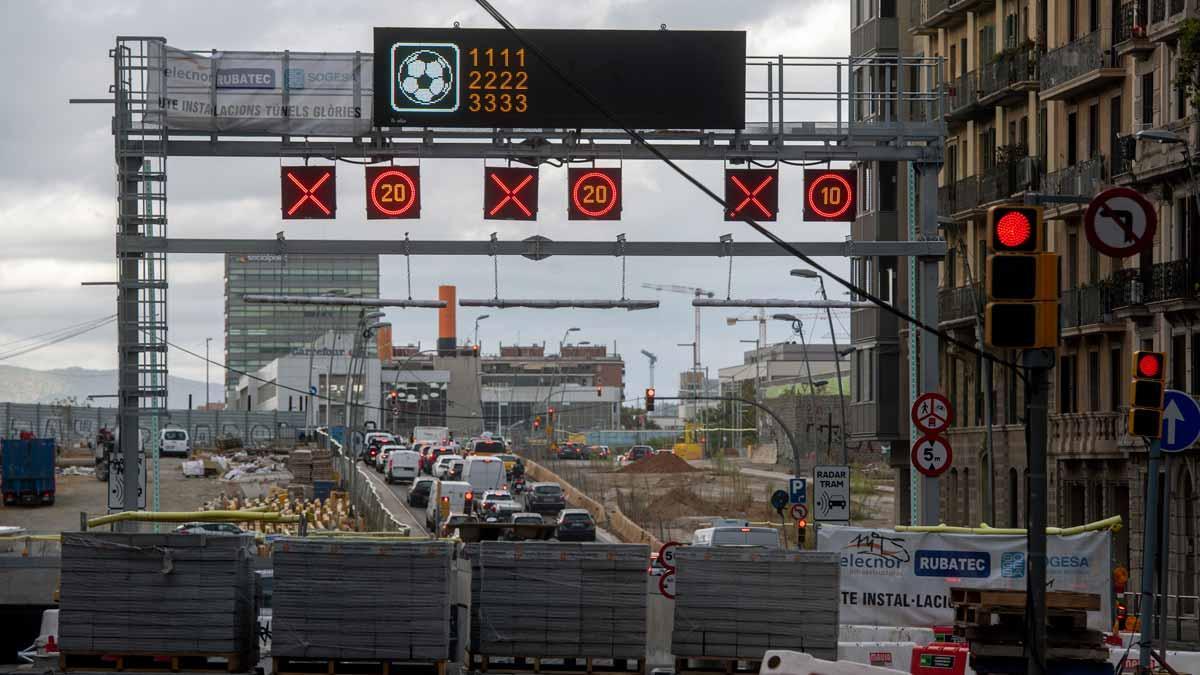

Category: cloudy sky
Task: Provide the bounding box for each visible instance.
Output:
[0,0,853,400]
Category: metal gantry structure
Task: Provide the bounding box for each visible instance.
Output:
[104,36,947,525]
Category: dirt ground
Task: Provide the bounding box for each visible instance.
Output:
[0,456,226,535]
[546,455,895,544]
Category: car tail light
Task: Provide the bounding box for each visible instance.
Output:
[740,527,751,532]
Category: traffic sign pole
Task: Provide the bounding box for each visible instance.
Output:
[1022,347,1054,675]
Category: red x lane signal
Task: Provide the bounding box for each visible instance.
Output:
[484,167,539,220]
[725,168,779,221]
[281,166,337,219]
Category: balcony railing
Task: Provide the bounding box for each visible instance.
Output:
[1050,411,1122,456]
[946,70,979,116]
[1060,282,1122,330]
[1041,155,1106,198]
[1113,134,1136,176]
[938,283,982,324]
[909,0,951,29]
[978,42,1039,101]
[851,16,899,55]
[1153,0,1166,22]
[1040,31,1120,92]
[1147,259,1200,302]
[939,175,981,216]
[1116,0,1150,43]
[979,151,1040,203]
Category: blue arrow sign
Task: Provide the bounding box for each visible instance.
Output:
[1161,389,1200,452]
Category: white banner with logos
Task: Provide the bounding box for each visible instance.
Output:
[818,525,1112,630]
[147,44,372,135]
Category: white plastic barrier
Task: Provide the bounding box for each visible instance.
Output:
[757,650,907,675]
[839,625,937,646]
[837,642,915,672]
[1109,646,1200,673]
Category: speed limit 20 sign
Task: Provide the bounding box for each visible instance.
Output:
[365,166,421,219]
[911,435,953,478]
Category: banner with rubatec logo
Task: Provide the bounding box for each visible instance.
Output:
[147,44,371,135]
[818,526,1111,630]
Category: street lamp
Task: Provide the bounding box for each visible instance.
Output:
[559,326,581,351]
[473,314,490,348]
[771,313,818,411]
[791,268,849,465]
[1135,128,1200,222]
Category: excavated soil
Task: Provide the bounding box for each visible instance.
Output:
[618,452,700,474]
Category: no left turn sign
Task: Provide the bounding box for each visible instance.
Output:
[790,503,809,521]
[1084,187,1157,258]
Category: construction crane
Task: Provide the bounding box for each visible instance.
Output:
[639,349,658,389]
[640,283,714,378]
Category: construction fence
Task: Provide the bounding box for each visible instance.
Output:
[0,401,307,450]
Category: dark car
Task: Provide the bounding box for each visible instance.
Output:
[627,445,654,462]
[408,477,434,508]
[524,482,567,515]
[555,509,597,542]
[558,443,590,460]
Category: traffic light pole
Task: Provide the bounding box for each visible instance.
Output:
[1022,348,1054,675]
[1138,438,1163,674]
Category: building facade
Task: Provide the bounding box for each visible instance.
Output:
[857,0,1200,638]
[479,344,625,434]
[223,253,380,400]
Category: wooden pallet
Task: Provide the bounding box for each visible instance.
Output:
[272,657,446,675]
[949,587,1101,612]
[673,657,762,675]
[60,651,244,673]
[953,603,1088,629]
[471,654,645,675]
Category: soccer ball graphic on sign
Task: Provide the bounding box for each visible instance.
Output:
[398,50,454,105]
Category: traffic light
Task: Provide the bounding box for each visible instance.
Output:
[533,416,542,431]
[596,386,603,398]
[984,205,1058,349]
[645,388,656,411]
[1128,351,1166,437]
[796,518,808,549]
[464,491,475,514]
[548,407,556,421]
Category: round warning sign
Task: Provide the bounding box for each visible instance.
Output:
[790,503,809,521]
[911,435,953,478]
[659,571,676,599]
[658,541,681,571]
[1084,187,1157,258]
[911,392,953,435]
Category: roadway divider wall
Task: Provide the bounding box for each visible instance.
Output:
[523,458,662,550]
[318,430,409,535]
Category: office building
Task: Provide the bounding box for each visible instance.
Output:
[479,344,625,434]
[223,253,380,400]
[856,0,1200,622]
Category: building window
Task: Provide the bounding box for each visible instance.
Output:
[880,162,897,211]
[1088,0,1099,32]
[880,0,895,18]
[1088,103,1099,159]
[949,45,957,81]
[946,249,957,287]
[1088,351,1100,411]
[1177,49,1188,120]
[962,467,971,524]
[1089,245,1100,283]
[1067,111,1078,165]
[1192,333,1200,393]
[1068,232,1079,289]
[1069,0,1078,41]
[1173,333,1187,390]
[1111,345,1123,411]
[1059,354,1077,413]
[960,38,968,75]
[1142,73,1155,127]
[1008,467,1020,527]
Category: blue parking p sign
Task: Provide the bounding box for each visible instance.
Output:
[789,478,807,505]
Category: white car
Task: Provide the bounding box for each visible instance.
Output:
[384,448,419,484]
[479,490,522,520]
[432,454,465,479]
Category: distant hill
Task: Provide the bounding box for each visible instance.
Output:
[0,365,222,410]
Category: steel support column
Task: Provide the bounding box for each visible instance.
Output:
[917,160,942,526]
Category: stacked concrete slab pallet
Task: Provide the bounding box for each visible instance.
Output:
[58,532,257,658]
[671,549,839,662]
[467,542,648,661]
[271,538,469,663]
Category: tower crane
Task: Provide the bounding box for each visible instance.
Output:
[640,283,714,378]
[639,349,658,389]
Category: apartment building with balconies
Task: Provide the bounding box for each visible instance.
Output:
[889,0,1200,635]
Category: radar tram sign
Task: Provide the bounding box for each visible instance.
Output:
[1083,187,1157,258]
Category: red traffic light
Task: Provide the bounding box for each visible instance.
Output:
[797,519,807,529]
[1137,352,1164,379]
[996,211,1033,249]
[988,206,1040,252]
[646,388,655,397]
[464,491,474,501]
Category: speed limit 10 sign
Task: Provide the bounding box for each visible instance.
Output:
[911,435,953,478]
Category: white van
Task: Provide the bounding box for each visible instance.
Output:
[426,480,473,531]
[413,426,451,445]
[692,519,781,548]
[463,455,505,493]
[159,428,190,458]
[385,449,420,484]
